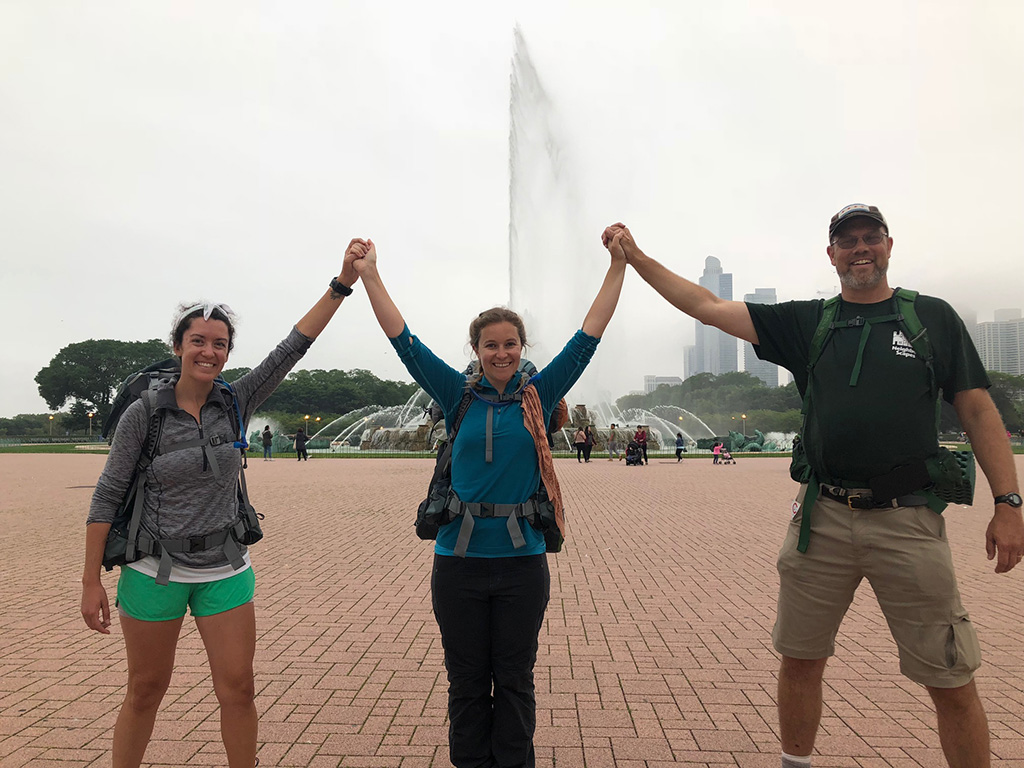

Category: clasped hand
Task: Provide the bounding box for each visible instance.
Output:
[602,222,637,264]
[345,238,377,276]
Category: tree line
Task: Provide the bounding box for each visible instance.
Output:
[6,339,418,437]
[615,370,1024,437]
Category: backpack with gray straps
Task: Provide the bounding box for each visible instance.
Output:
[102,367,263,584]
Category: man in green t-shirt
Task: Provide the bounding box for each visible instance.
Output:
[602,206,1023,768]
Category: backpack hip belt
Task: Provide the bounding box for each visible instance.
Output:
[134,518,249,585]
[444,490,534,557]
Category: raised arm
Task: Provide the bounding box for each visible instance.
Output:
[581,233,628,338]
[293,238,365,339]
[603,223,759,345]
[350,239,408,340]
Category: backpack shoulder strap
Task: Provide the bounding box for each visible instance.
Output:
[807,295,841,371]
[448,391,474,442]
[893,288,929,357]
[893,287,939,402]
[216,378,248,460]
[428,391,474,489]
[125,391,164,562]
[139,390,163,463]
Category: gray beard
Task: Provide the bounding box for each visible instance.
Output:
[839,262,887,290]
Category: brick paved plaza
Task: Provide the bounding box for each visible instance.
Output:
[3,452,1024,767]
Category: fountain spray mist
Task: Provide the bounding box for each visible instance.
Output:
[508,26,589,373]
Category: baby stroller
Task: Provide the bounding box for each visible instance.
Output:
[720,449,736,465]
[625,441,644,466]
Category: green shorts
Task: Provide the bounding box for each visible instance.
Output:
[116,566,256,622]
[774,485,981,688]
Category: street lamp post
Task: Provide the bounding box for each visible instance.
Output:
[48,414,54,437]
[741,413,747,437]
[88,412,94,437]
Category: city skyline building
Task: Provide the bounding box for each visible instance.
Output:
[743,288,780,387]
[686,256,737,378]
[973,309,1024,376]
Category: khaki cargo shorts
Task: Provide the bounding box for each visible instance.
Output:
[773,484,981,688]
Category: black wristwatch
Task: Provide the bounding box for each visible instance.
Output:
[994,493,1023,508]
[329,277,353,297]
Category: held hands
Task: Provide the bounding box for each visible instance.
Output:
[346,238,377,278]
[340,238,371,286]
[81,582,111,634]
[986,507,1024,574]
[602,223,638,265]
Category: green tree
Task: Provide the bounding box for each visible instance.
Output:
[988,372,1024,431]
[35,339,172,422]
[260,368,419,415]
[0,414,51,437]
[61,400,95,433]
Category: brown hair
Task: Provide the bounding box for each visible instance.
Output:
[466,307,529,389]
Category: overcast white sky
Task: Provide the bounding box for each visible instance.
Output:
[2,1,1022,418]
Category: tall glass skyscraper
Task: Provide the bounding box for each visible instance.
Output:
[687,256,737,377]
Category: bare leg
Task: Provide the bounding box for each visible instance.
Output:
[778,656,828,757]
[113,615,184,768]
[927,681,990,768]
[196,602,258,768]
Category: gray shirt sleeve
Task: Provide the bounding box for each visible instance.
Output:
[87,398,149,526]
[231,326,314,424]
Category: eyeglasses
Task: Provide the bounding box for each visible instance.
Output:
[831,231,887,250]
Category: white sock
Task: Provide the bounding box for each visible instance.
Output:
[781,752,811,768]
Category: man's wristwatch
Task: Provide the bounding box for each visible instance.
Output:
[994,493,1023,508]
[329,277,353,297]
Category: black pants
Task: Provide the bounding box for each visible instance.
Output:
[432,554,550,768]
[639,444,648,464]
[296,446,308,461]
[582,444,593,462]
[575,443,585,462]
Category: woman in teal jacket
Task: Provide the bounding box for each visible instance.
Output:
[350,233,626,768]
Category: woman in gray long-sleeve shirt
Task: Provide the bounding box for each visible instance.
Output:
[81,241,363,768]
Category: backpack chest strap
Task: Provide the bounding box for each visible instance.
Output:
[469,387,522,464]
[845,312,899,386]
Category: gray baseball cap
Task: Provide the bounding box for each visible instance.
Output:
[829,203,888,239]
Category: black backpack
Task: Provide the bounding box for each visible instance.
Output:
[102,358,181,441]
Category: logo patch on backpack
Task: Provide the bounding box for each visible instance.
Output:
[892,330,917,359]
